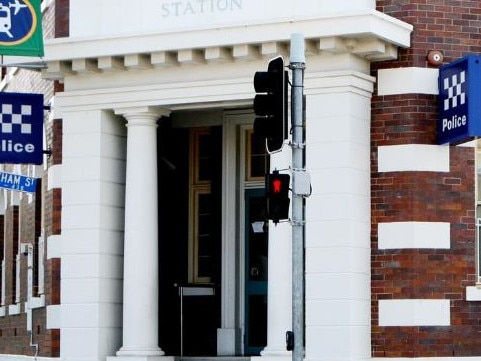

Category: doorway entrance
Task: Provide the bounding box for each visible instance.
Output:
[157,112,270,356]
[157,122,222,356]
[244,189,268,355]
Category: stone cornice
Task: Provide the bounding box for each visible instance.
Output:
[39,9,412,80]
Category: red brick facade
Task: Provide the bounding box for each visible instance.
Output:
[54,0,69,38]
[0,0,65,356]
[372,0,479,357]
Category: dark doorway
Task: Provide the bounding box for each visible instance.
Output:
[244,188,268,355]
[158,120,222,356]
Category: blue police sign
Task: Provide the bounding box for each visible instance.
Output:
[0,92,43,164]
[438,55,481,144]
[0,170,36,192]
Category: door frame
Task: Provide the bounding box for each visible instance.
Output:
[170,109,267,356]
[221,113,267,355]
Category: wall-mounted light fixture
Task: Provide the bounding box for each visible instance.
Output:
[427,50,444,66]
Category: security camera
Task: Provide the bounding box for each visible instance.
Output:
[427,50,444,66]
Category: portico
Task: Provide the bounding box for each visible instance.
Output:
[40,3,412,361]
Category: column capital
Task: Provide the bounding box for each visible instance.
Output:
[114,106,171,121]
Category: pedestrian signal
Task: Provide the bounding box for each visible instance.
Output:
[266,171,290,224]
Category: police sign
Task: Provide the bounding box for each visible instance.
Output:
[438,55,481,144]
[0,92,43,164]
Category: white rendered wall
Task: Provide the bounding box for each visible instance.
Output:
[377,67,438,96]
[304,66,373,361]
[378,144,449,172]
[61,109,126,361]
[378,222,451,250]
[379,299,451,327]
[69,0,376,37]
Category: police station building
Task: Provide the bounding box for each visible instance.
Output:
[2,1,481,361]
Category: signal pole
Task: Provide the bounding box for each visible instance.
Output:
[289,33,306,361]
[251,37,308,361]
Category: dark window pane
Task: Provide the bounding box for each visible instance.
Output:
[248,131,269,179]
[198,134,212,181]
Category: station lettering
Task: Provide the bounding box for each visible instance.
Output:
[442,114,467,132]
[161,0,242,17]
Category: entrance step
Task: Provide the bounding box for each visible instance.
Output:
[178,357,251,361]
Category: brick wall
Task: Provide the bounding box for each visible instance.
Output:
[55,0,69,38]
[376,0,481,68]
[0,0,63,357]
[371,0,479,357]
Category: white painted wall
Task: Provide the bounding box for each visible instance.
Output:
[377,67,439,96]
[70,0,376,37]
[378,222,451,250]
[378,144,450,172]
[304,63,373,361]
[379,299,451,327]
[60,109,126,361]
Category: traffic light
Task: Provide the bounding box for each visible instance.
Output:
[253,56,288,153]
[266,171,290,224]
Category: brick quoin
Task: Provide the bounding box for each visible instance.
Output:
[372,0,479,357]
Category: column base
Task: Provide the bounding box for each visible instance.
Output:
[217,328,241,355]
[108,355,175,361]
[252,348,292,361]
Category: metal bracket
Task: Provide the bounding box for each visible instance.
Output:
[43,147,52,159]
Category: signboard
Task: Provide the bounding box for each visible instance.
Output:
[0,170,36,192]
[0,0,44,57]
[0,92,43,164]
[438,55,481,144]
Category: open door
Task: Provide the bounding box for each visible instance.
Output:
[244,188,268,355]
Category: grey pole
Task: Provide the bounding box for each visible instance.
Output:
[289,33,306,361]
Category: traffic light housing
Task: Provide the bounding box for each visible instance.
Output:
[266,171,290,224]
[253,56,288,153]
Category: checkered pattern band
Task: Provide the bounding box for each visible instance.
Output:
[0,103,33,135]
[443,71,466,111]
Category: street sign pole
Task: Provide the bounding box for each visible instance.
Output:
[289,33,306,361]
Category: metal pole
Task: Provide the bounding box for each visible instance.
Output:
[289,33,306,361]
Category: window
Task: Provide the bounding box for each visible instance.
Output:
[187,126,268,283]
[33,178,43,296]
[246,129,269,181]
[12,204,19,305]
[189,128,214,284]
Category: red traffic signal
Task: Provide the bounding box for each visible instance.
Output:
[266,171,290,224]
